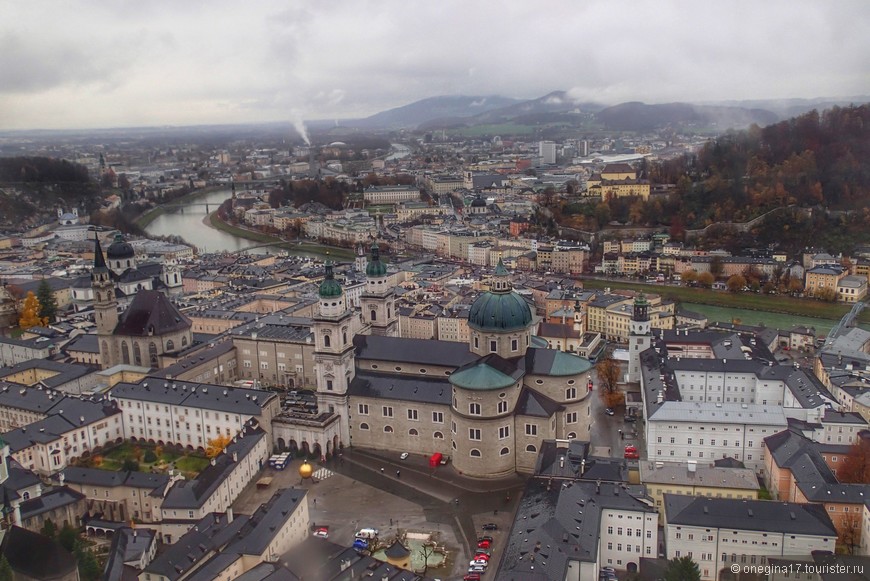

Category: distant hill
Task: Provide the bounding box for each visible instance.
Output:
[348,95,522,129]
[595,102,779,131]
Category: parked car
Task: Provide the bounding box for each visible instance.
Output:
[470,559,488,567]
[468,565,487,573]
[604,408,615,416]
[474,548,492,556]
[482,523,498,531]
[353,538,369,550]
[473,553,490,561]
[624,445,639,460]
[313,527,329,539]
[400,452,409,460]
[624,414,636,422]
[478,536,494,543]
[477,540,491,549]
[463,574,482,581]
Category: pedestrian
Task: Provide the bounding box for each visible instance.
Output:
[380,467,384,474]
[396,470,401,478]
[313,498,317,506]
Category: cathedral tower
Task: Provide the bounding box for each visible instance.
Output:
[361,242,398,337]
[92,237,119,368]
[313,261,354,444]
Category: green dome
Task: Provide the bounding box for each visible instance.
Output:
[450,361,517,391]
[468,291,532,332]
[468,259,532,332]
[318,262,343,298]
[366,243,387,277]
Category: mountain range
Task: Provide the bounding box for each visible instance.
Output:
[312,91,869,134]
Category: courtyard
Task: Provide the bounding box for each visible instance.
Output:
[72,442,210,479]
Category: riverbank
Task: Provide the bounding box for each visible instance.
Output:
[580,277,870,325]
[134,186,225,229]
[206,211,355,260]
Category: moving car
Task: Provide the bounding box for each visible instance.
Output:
[482,523,498,531]
[400,452,409,460]
[604,408,615,416]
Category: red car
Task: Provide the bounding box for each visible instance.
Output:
[624,445,639,459]
[477,540,491,549]
[464,574,481,581]
[473,553,490,561]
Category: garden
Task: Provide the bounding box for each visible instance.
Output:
[74,442,210,479]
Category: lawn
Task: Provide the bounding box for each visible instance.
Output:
[579,278,870,324]
[79,442,209,479]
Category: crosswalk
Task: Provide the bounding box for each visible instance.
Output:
[313,467,334,481]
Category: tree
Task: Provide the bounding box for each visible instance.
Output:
[838,438,870,484]
[697,271,715,288]
[709,256,724,279]
[839,511,862,554]
[122,458,139,472]
[663,556,701,581]
[596,356,624,408]
[681,269,698,285]
[0,556,12,581]
[58,524,78,552]
[41,518,57,539]
[18,291,47,328]
[36,279,57,323]
[418,542,435,575]
[726,274,747,293]
[815,287,838,302]
[206,434,232,458]
[74,543,102,581]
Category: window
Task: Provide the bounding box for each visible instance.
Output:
[469,428,481,441]
[432,411,444,423]
[566,387,577,399]
[323,335,331,347]
[358,404,369,415]
[469,403,481,415]
[470,449,481,457]
[384,425,394,433]
[498,400,508,414]
[382,406,393,418]
[490,340,497,352]
[566,412,577,424]
[474,337,479,349]
[526,424,538,436]
[409,428,419,436]
[500,447,510,456]
[407,409,419,421]
[499,426,510,439]
[526,444,537,452]
[511,339,518,351]
[326,380,333,391]
[359,423,369,430]
[433,431,444,439]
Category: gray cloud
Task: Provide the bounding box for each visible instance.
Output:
[0,0,868,129]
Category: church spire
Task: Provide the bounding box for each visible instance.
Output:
[93,236,107,272]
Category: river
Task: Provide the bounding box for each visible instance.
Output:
[144,189,327,259]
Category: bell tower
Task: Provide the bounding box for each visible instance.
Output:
[627,292,652,383]
[361,242,397,337]
[92,236,118,369]
[313,261,354,444]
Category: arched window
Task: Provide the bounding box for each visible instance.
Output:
[181,336,188,347]
[359,423,370,430]
[567,432,577,439]
[470,449,481,457]
[433,431,444,439]
[500,447,510,456]
[384,425,394,433]
[370,309,377,322]
[22,491,30,500]
[498,400,508,414]
[102,341,109,358]
[120,341,130,365]
[133,343,142,366]
[165,339,174,352]
[409,428,419,436]
[324,334,331,348]
[566,387,577,400]
[342,327,348,344]
[387,307,392,318]
[149,342,158,366]
[526,444,537,453]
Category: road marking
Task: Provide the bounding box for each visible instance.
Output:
[313,467,334,480]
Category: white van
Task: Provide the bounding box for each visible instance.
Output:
[355,528,379,539]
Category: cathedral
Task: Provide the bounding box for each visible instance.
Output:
[92,237,192,369]
[273,249,595,478]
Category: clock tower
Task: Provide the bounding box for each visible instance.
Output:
[627,293,652,383]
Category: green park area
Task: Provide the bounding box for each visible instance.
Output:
[74,442,210,479]
[580,278,870,329]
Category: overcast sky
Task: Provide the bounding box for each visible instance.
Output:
[1,0,868,130]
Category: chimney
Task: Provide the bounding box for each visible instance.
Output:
[232,452,238,462]
[226,507,234,523]
[58,472,65,485]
